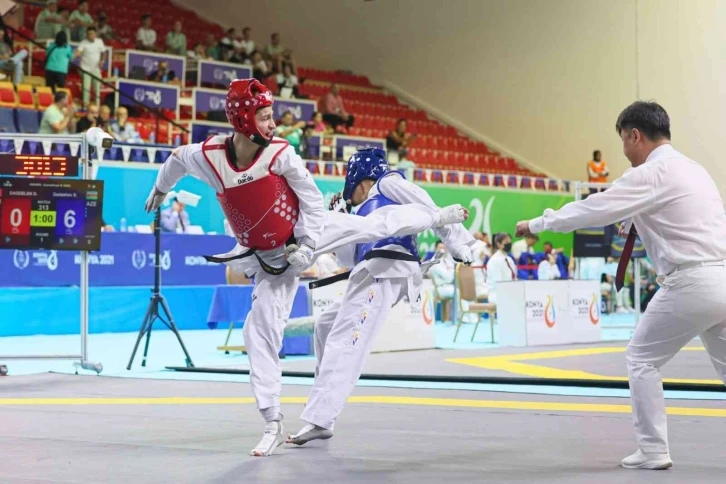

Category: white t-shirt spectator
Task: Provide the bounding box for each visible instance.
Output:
[276,73,298,89]
[511,238,533,260]
[136,27,157,49]
[77,38,105,72]
[486,251,517,303]
[537,259,561,280]
[238,39,255,56]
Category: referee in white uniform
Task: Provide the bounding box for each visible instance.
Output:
[515,101,726,470]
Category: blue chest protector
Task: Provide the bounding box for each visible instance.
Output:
[353,176,419,264]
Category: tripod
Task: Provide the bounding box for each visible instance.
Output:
[127,208,194,370]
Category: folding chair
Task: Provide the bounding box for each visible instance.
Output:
[454,263,496,343]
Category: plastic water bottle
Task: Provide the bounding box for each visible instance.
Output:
[149,132,156,144]
[113,67,119,77]
[162,73,168,83]
[120,218,127,232]
[173,134,181,147]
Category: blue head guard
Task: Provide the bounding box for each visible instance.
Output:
[342,147,389,203]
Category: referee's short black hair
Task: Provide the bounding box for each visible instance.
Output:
[615,101,671,141]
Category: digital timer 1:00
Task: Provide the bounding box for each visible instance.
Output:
[30,210,57,227]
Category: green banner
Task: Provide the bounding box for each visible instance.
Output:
[314,177,574,255]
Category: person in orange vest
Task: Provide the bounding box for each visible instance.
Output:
[588,150,609,192]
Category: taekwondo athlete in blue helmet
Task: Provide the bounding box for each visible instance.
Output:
[287,148,476,445]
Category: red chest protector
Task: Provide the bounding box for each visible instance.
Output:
[201,136,300,250]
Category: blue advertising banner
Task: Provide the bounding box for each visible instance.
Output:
[273,98,317,123]
[193,88,227,119]
[197,60,252,89]
[189,121,235,143]
[116,79,179,112]
[0,233,233,287]
[125,50,186,79]
[333,135,385,159]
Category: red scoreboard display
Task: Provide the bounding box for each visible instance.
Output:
[0,177,104,251]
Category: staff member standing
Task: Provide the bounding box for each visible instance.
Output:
[485,232,517,304]
[515,101,726,470]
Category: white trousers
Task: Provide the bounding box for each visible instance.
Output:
[301,270,405,429]
[242,205,437,421]
[626,265,726,453]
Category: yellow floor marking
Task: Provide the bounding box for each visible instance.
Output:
[447,346,724,385]
[0,395,724,417]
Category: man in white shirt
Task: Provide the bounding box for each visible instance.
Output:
[537,253,561,280]
[511,233,537,261]
[75,27,106,107]
[516,101,726,470]
[136,14,157,51]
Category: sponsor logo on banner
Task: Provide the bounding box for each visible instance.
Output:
[131,250,146,270]
[133,87,162,105]
[212,67,237,82]
[13,250,29,270]
[74,254,115,265]
[209,95,225,111]
[142,58,157,72]
[589,293,601,325]
[526,295,556,328]
[184,256,219,266]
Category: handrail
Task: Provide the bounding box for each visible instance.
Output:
[4,20,189,138]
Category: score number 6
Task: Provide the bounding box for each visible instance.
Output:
[64,210,76,229]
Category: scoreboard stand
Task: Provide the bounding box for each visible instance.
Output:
[0,133,104,375]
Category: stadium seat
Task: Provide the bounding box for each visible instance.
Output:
[16,84,35,109]
[36,86,53,109]
[0,82,17,108]
[0,107,15,132]
[16,108,39,133]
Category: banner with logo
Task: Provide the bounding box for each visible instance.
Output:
[0,232,232,287]
[273,98,317,123]
[332,136,385,160]
[125,50,186,79]
[197,60,252,89]
[189,121,236,144]
[568,280,602,343]
[193,88,228,119]
[523,280,570,345]
[116,79,179,114]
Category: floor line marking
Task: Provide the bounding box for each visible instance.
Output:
[0,396,724,417]
[446,346,723,384]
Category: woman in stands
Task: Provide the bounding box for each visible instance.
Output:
[44,30,73,92]
[485,232,518,304]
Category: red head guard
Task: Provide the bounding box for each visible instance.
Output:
[225,79,274,147]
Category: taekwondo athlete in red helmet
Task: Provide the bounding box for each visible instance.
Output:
[144,79,470,457]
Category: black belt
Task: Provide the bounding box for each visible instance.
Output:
[203,235,296,276]
[309,249,420,289]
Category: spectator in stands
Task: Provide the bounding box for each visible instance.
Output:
[587,149,609,192]
[429,240,456,322]
[511,233,538,260]
[44,30,73,92]
[485,232,517,304]
[238,27,255,57]
[187,43,211,61]
[386,118,417,159]
[109,106,142,143]
[34,0,62,40]
[204,33,220,60]
[319,83,354,133]
[96,12,117,43]
[0,24,28,85]
[264,32,284,63]
[75,26,106,107]
[69,0,94,42]
[251,51,270,81]
[136,14,157,52]
[274,111,306,155]
[76,103,99,133]
[308,111,326,133]
[160,197,191,233]
[275,64,299,97]
[229,28,251,63]
[98,105,111,131]
[39,91,75,135]
[537,252,561,280]
[148,61,177,83]
[165,20,187,57]
[218,28,236,61]
[275,49,296,75]
[53,7,71,40]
